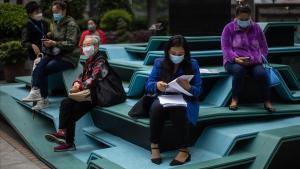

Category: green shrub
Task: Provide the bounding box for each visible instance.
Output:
[0,3,27,39]
[0,41,27,64]
[100,9,133,31]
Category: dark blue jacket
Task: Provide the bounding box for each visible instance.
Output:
[145,58,202,125]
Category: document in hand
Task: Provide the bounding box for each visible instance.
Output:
[165,75,194,96]
[158,94,187,107]
[199,68,222,74]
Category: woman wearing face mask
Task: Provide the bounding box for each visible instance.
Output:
[44,36,107,152]
[221,5,275,112]
[22,1,48,61]
[22,0,80,111]
[145,35,202,166]
[79,20,106,54]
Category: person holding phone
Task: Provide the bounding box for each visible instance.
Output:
[145,35,202,166]
[221,5,275,112]
[22,0,80,111]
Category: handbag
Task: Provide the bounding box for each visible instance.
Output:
[128,95,155,118]
[262,55,281,87]
[94,59,126,107]
[68,89,92,102]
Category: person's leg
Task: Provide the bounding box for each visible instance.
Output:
[149,99,167,164]
[249,65,274,111]
[59,98,76,130]
[39,58,73,98]
[22,58,51,102]
[54,101,94,152]
[168,107,191,165]
[149,99,168,145]
[64,101,94,145]
[31,57,51,88]
[32,58,73,110]
[225,63,247,109]
[45,98,75,144]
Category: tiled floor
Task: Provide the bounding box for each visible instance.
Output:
[0,117,49,169]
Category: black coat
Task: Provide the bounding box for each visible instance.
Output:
[21,18,49,60]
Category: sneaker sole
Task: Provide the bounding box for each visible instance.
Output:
[45,134,65,144]
[54,147,76,152]
[22,98,43,102]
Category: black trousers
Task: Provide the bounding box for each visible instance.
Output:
[59,98,95,144]
[149,99,190,148]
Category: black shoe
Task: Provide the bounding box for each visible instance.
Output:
[264,105,276,112]
[151,147,162,165]
[170,150,191,166]
[229,105,238,111]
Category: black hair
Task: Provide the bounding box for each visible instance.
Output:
[25,1,40,14]
[52,0,70,15]
[235,4,251,16]
[160,35,193,83]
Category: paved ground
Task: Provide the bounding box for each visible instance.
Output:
[0,116,50,169]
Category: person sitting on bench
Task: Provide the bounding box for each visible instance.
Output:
[22,1,80,111]
[44,36,109,152]
[221,5,275,112]
[145,35,202,166]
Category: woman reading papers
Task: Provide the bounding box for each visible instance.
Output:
[145,35,202,166]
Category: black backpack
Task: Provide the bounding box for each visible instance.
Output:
[93,59,126,107]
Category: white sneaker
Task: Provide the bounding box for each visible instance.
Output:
[32,98,49,111]
[22,88,42,102]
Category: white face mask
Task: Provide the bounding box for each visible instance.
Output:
[83,45,95,57]
[32,13,43,21]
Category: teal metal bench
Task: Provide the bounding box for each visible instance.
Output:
[143,46,300,65]
[258,21,300,32]
[125,36,221,54]
[15,73,64,95]
[244,125,300,169]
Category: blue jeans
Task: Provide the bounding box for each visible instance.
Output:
[225,63,270,101]
[31,57,73,98]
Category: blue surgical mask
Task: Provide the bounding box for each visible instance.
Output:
[170,54,184,64]
[53,13,63,23]
[237,19,251,28]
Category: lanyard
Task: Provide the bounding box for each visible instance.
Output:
[29,19,45,38]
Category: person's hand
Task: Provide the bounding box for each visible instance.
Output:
[31,44,40,56]
[70,82,80,93]
[235,57,250,66]
[43,39,56,48]
[177,79,191,91]
[156,81,168,92]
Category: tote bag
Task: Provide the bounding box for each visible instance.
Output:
[262,55,281,87]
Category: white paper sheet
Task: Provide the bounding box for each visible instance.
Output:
[199,68,222,74]
[158,94,187,107]
[165,75,194,96]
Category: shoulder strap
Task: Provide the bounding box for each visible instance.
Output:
[28,19,45,37]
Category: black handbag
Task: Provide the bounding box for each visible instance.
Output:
[128,95,155,118]
[94,60,126,107]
